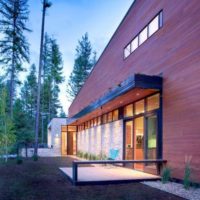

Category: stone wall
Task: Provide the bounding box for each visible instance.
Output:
[77,120,123,159]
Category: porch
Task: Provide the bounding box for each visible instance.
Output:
[60,159,166,185]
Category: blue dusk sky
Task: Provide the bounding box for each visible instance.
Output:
[26,0,133,114]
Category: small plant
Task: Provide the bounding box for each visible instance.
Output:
[16,156,23,164]
[84,152,88,159]
[161,167,171,183]
[32,154,38,161]
[184,163,191,189]
[184,155,192,189]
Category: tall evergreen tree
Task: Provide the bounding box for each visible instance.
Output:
[67,33,96,100]
[0,0,31,117]
[41,34,64,121]
[40,34,64,143]
[21,64,37,117]
[13,98,34,156]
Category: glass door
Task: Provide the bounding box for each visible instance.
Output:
[125,121,133,160]
[134,116,144,170]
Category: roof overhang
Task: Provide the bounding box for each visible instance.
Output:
[67,74,162,125]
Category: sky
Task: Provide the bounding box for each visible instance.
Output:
[25,0,133,114]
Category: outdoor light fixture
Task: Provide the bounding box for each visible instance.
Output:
[55,133,59,138]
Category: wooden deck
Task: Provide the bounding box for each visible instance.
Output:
[60,166,161,185]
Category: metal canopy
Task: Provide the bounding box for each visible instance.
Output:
[67,74,162,125]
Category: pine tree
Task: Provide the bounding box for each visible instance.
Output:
[59,107,66,117]
[21,64,37,117]
[40,34,64,143]
[0,0,31,117]
[41,34,64,121]
[67,33,96,100]
[13,98,34,156]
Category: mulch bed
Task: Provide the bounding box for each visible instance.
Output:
[0,157,185,200]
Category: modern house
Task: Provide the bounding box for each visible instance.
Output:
[62,0,200,182]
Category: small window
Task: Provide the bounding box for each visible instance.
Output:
[147,94,160,111]
[131,36,138,52]
[102,114,107,124]
[88,121,91,128]
[108,112,113,122]
[113,109,119,121]
[94,118,97,126]
[135,100,145,115]
[148,15,159,37]
[68,126,76,132]
[124,44,131,58]
[97,116,101,125]
[124,104,133,117]
[139,27,148,45]
[91,119,94,127]
[85,122,88,129]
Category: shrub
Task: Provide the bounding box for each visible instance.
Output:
[84,152,88,159]
[32,154,38,161]
[16,156,23,165]
[184,163,191,189]
[161,167,171,183]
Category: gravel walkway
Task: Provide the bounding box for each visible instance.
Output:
[142,181,200,200]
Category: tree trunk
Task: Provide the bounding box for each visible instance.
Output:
[34,0,48,156]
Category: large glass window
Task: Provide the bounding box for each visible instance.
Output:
[124,104,133,117]
[135,100,145,115]
[147,93,160,111]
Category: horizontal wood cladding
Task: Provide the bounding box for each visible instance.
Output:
[68,0,200,181]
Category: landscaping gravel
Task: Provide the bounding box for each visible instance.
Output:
[142,181,200,200]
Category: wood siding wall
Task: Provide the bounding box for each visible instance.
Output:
[68,0,200,182]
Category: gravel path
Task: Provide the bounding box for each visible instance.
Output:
[142,181,200,200]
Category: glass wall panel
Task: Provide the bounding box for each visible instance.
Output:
[147,93,160,111]
[135,100,144,115]
[124,104,133,117]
